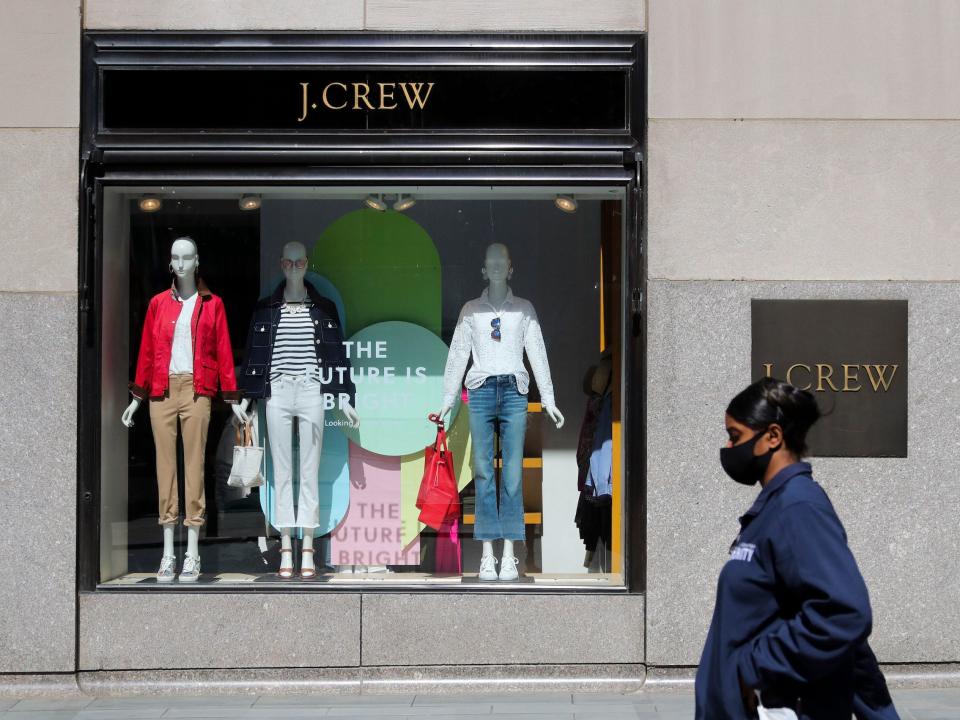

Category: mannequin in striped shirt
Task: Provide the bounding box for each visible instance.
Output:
[239,241,359,579]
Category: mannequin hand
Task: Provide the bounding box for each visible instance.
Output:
[350,467,367,490]
[121,398,141,428]
[544,405,565,429]
[342,402,360,429]
[231,403,249,424]
[438,404,453,421]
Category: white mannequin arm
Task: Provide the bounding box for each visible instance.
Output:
[121,398,141,428]
[440,306,472,415]
[438,403,454,421]
[543,405,565,429]
[341,402,360,429]
[231,402,248,424]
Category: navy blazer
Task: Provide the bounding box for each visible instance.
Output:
[239,281,356,406]
[695,462,877,719]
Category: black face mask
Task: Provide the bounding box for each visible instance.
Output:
[720,430,777,487]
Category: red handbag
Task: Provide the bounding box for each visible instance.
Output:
[416,414,461,530]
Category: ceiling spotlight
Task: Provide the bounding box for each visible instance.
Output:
[239,195,261,211]
[554,195,578,213]
[364,194,387,212]
[393,194,416,212]
[139,196,162,213]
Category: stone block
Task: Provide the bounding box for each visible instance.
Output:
[648,119,960,282]
[0,129,78,293]
[0,293,77,673]
[645,279,960,664]
[649,0,960,119]
[0,1,80,128]
[79,593,361,670]
[83,0,364,30]
[365,0,645,31]
[361,594,643,666]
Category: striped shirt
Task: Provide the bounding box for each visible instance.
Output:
[270,304,319,380]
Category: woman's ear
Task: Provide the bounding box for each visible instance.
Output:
[767,423,785,451]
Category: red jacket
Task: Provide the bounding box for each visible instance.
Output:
[130,280,240,402]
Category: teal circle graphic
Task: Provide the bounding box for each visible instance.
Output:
[341,321,454,456]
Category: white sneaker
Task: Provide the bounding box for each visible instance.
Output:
[478,554,498,581]
[179,554,201,583]
[499,556,520,581]
[156,555,176,583]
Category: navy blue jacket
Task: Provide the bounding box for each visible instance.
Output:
[695,462,878,719]
[239,281,355,406]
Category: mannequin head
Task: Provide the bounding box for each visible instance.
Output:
[169,237,199,281]
[481,243,513,284]
[281,241,308,284]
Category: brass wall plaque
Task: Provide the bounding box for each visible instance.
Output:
[751,299,907,457]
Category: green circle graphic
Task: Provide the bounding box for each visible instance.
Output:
[341,321,456,456]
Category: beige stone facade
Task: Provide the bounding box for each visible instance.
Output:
[2,0,958,691]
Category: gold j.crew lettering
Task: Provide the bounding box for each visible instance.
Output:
[298,81,436,122]
[761,363,899,392]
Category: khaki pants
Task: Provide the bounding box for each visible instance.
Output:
[149,373,211,527]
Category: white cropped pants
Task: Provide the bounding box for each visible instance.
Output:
[266,374,325,529]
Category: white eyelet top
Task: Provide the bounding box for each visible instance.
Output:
[442,287,556,410]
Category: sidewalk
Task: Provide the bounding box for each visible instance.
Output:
[0,689,958,720]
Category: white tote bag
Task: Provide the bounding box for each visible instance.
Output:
[227,420,264,489]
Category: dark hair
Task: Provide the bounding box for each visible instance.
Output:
[726,377,821,456]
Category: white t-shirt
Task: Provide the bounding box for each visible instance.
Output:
[442,287,556,410]
[168,292,198,374]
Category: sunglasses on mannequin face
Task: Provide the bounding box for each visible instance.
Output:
[490,317,501,341]
[281,258,308,270]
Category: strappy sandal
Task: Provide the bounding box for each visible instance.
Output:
[278,547,295,579]
[300,547,317,579]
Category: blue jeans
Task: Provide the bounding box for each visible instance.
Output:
[468,375,528,541]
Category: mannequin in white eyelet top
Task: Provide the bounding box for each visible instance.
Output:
[439,243,564,580]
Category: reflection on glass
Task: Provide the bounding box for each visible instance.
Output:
[99,187,626,588]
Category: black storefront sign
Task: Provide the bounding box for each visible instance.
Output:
[752,300,908,458]
[102,69,627,131]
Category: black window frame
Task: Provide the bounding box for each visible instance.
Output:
[78,32,647,595]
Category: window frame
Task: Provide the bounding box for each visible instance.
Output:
[78,32,646,595]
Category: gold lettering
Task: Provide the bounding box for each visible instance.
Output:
[353,82,375,111]
[378,82,398,110]
[323,82,348,110]
[762,363,774,378]
[816,364,839,392]
[400,82,435,110]
[298,82,310,122]
[786,364,813,391]
[842,364,861,392]
[863,364,898,392]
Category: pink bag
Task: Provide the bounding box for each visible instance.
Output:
[434,518,462,574]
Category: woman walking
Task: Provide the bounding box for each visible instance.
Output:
[695,378,899,720]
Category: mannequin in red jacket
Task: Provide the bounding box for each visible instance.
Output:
[121,237,245,583]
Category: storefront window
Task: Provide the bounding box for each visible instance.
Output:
[98,186,626,587]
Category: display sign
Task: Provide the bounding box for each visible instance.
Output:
[100,68,628,132]
[751,299,908,457]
